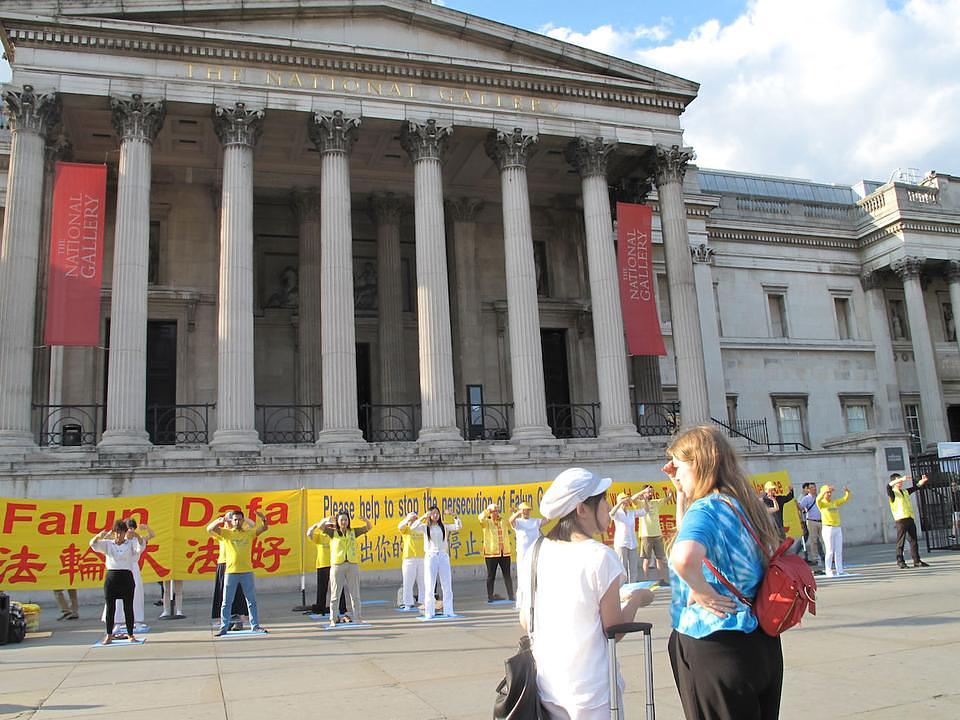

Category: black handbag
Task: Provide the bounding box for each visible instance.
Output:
[493,536,546,720]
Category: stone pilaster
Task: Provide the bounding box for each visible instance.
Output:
[447,197,485,397]
[654,144,710,426]
[565,137,637,440]
[209,101,263,451]
[486,128,553,442]
[690,244,727,421]
[369,193,406,407]
[891,256,948,445]
[860,270,903,431]
[291,189,322,407]
[0,86,60,449]
[400,119,461,443]
[946,260,960,368]
[309,110,364,444]
[99,93,165,452]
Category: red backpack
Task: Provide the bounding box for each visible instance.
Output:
[702,496,817,636]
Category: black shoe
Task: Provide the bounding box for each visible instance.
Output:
[813,570,825,576]
[805,559,817,566]
[897,561,908,569]
[914,561,930,567]
[214,627,228,637]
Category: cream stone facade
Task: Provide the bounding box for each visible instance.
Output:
[1,0,957,551]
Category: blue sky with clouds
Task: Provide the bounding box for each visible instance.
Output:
[3,0,957,185]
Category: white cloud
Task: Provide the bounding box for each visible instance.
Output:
[541,21,671,57]
[546,0,960,184]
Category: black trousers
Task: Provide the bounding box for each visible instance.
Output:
[104,569,135,637]
[669,629,783,720]
[484,555,514,600]
[896,517,921,564]
[313,566,347,615]
[211,562,247,619]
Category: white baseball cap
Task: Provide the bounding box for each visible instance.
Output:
[540,468,612,520]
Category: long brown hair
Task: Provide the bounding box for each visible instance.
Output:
[667,425,780,558]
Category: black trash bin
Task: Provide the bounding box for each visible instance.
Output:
[0,591,10,645]
[61,424,82,447]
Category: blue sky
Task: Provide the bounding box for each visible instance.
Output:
[3,0,957,185]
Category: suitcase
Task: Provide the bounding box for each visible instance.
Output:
[605,621,655,720]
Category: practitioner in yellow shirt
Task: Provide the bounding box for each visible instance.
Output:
[816,485,850,577]
[208,509,269,636]
[306,516,348,616]
[887,473,930,569]
[478,503,515,602]
[320,511,373,626]
[397,512,424,610]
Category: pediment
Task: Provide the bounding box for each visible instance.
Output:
[4,0,698,105]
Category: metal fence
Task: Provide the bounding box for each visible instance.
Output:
[908,453,960,552]
[33,404,104,447]
[255,404,322,444]
[455,402,512,440]
[633,402,680,437]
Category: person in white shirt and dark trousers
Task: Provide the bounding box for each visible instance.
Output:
[90,520,144,645]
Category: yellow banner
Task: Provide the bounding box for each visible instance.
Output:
[0,471,798,590]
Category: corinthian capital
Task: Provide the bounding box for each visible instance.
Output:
[400,119,452,162]
[891,256,926,281]
[290,188,321,223]
[369,192,404,225]
[565,137,617,179]
[308,110,360,154]
[446,197,484,223]
[111,94,166,143]
[485,127,538,171]
[3,85,60,136]
[691,244,715,264]
[653,144,695,186]
[214,102,264,148]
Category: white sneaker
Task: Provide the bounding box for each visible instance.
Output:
[158,612,171,619]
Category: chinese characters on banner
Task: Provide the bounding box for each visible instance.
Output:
[0,473,799,590]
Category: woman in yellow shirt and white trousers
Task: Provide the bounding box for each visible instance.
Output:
[320,511,373,626]
[816,484,851,577]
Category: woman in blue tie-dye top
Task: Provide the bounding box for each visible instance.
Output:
[663,426,783,720]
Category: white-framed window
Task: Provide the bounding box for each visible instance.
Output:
[772,395,808,448]
[902,400,923,455]
[832,293,854,340]
[840,395,873,433]
[765,288,789,338]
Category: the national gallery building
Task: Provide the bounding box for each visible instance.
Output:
[1,1,959,542]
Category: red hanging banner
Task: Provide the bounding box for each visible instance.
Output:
[44,162,107,347]
[617,202,666,356]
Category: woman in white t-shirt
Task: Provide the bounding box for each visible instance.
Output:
[410,505,462,619]
[509,502,543,606]
[520,468,654,720]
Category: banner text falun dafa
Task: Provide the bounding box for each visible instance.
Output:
[0,471,799,590]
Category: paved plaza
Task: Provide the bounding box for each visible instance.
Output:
[2,543,959,720]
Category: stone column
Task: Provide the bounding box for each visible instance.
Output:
[447,197,484,395]
[946,261,960,362]
[654,144,710,426]
[291,189,322,407]
[309,110,364,445]
[370,193,406,405]
[691,244,727,421]
[0,86,59,449]
[565,137,637,440]
[99,94,165,452]
[860,271,903,431]
[486,128,553,442]
[400,119,461,443]
[210,102,263,451]
[892,256,948,445]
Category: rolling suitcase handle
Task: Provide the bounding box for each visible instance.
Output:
[605,622,654,720]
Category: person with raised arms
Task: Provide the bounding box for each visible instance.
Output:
[509,501,543,606]
[210,513,255,631]
[90,520,143,645]
[397,511,424,611]
[102,517,154,635]
[478,503,515,603]
[208,509,269,636]
[816,484,851,578]
[410,505,462,619]
[319,510,373,626]
[887,473,930,569]
[306,515,348,616]
[608,488,643,583]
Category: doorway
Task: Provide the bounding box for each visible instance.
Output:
[948,405,960,442]
[146,321,178,444]
[357,342,372,440]
[541,329,571,437]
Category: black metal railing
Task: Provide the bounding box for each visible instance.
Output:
[547,403,599,439]
[908,453,960,552]
[255,404,322,444]
[712,417,769,446]
[766,441,812,452]
[147,404,212,445]
[455,402,513,440]
[633,402,680,437]
[360,403,420,442]
[33,404,104,447]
